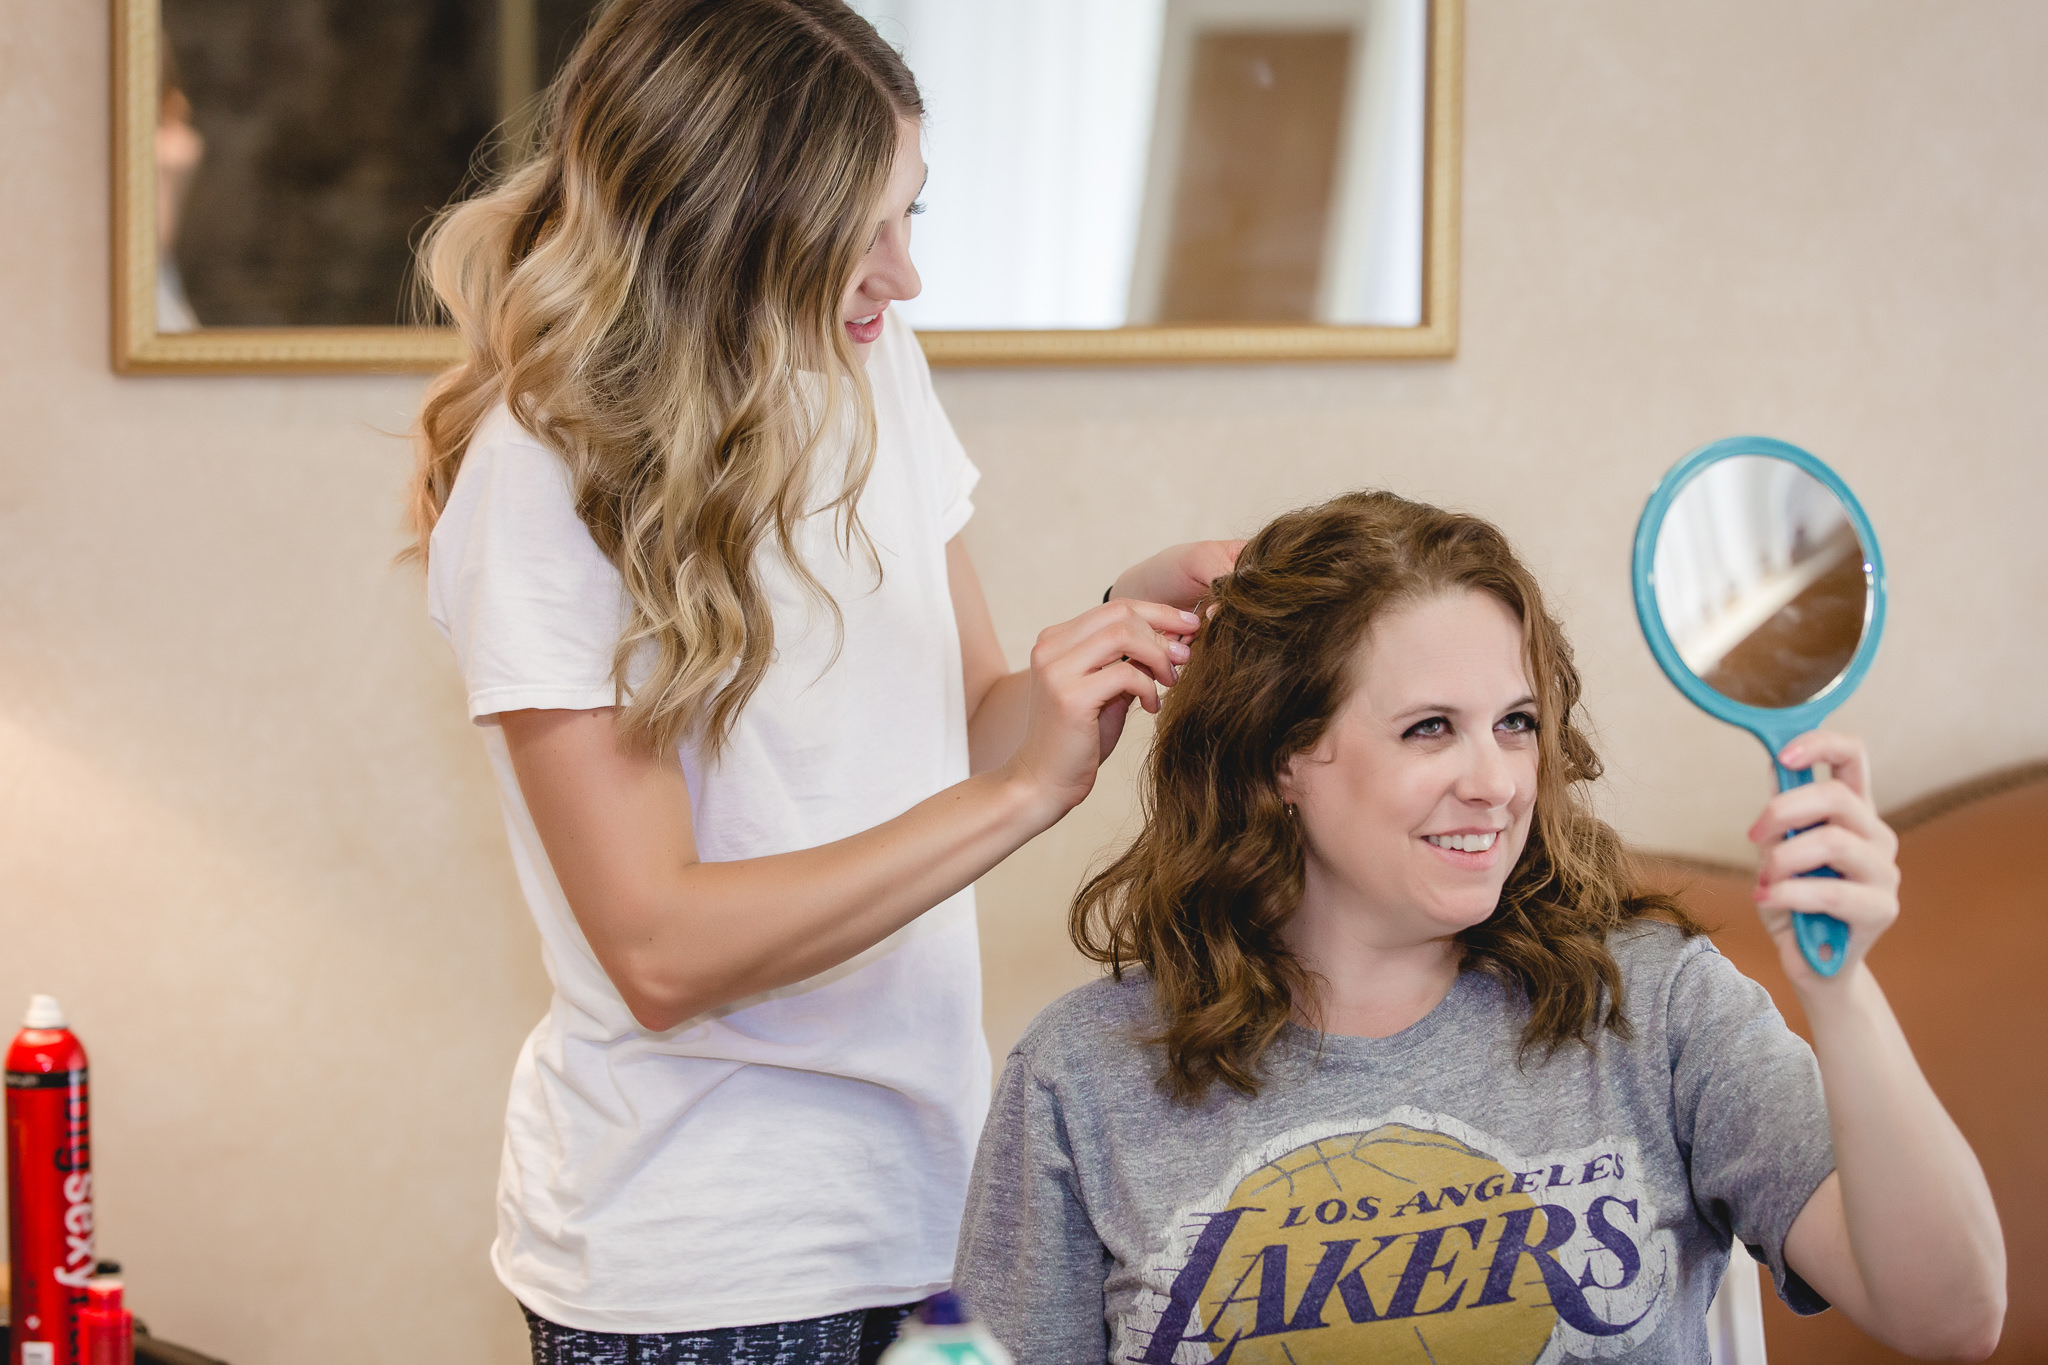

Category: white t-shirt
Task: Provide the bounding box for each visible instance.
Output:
[426,312,991,1334]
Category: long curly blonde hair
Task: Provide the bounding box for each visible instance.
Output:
[408,0,922,755]
[1072,491,1702,1101]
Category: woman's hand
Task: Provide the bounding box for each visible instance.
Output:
[1109,540,1246,611]
[1747,730,1901,986]
[1000,599,1200,822]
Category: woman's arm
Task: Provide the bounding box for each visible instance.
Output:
[947,536,1240,773]
[502,592,1198,1033]
[1758,732,2006,1360]
[1107,538,1245,608]
[954,1054,1111,1364]
[947,537,1032,774]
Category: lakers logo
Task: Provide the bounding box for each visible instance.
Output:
[1122,1111,1671,1364]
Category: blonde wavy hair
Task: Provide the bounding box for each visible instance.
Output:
[408,0,922,755]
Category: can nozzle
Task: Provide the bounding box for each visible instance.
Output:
[23,994,66,1029]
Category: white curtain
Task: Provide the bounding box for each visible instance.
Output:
[850,0,1424,330]
[851,0,1168,330]
[1320,0,1426,325]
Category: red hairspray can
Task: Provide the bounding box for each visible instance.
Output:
[6,995,93,1365]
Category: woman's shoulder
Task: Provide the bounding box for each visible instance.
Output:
[434,404,581,539]
[460,403,564,478]
[1007,971,1161,1088]
[1606,917,1720,978]
[1603,918,1787,1041]
[426,399,623,651]
[1602,918,1726,1004]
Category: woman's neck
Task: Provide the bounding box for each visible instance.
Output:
[1286,902,1463,1040]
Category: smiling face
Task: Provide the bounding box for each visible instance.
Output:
[1281,589,1540,949]
[839,118,926,352]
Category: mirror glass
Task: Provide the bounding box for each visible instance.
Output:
[849,0,1429,330]
[1650,455,1873,710]
[127,0,1452,368]
[154,0,606,331]
[150,0,1429,334]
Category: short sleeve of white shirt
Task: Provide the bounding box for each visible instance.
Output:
[426,411,629,722]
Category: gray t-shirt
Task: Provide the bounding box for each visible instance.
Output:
[955,924,1834,1364]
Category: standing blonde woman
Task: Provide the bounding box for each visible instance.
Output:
[410,1,1234,1358]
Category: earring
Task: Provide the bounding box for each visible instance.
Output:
[1283,803,1297,818]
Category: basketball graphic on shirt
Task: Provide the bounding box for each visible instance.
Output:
[1194,1123,1554,1364]
[1121,1109,1672,1365]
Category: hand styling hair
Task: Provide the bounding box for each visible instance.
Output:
[407,0,921,756]
[1072,491,1701,1101]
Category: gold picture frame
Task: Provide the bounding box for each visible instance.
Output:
[111,0,1459,375]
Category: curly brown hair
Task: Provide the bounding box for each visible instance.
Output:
[1071,490,1701,1101]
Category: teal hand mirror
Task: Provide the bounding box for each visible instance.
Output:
[1632,436,1887,976]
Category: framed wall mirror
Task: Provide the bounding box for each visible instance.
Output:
[112,0,1459,374]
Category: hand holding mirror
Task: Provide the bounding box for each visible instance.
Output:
[1631,436,1887,977]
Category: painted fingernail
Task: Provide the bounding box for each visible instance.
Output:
[1170,642,1191,662]
[1181,611,1201,627]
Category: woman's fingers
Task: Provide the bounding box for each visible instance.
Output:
[1096,692,1136,758]
[1749,776,1892,848]
[1037,600,1201,655]
[1008,597,1213,812]
[1755,871,1898,938]
[1752,772,1899,890]
[1033,601,1197,690]
[1753,850,1900,985]
[1778,730,1874,801]
[1012,604,1185,801]
[1745,731,1903,981]
[1047,651,1163,719]
[1758,819,1899,889]
[1082,662,1159,761]
[1754,878,1899,972]
[1757,872,1892,921]
[1110,599,1204,641]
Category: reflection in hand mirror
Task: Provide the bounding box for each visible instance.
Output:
[1650,455,1872,711]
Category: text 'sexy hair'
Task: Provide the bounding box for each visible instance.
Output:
[1072,490,1700,1101]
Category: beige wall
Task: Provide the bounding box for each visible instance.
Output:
[1,3,2041,1362]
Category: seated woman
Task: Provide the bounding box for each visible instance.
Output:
[953,491,2004,1364]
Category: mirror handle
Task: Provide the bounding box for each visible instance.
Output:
[1773,763,1851,977]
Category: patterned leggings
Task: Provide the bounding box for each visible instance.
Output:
[523,1303,915,1365]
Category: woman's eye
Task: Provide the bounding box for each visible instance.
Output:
[1405,717,1450,739]
[1498,711,1539,734]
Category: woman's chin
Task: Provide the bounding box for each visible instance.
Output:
[1425,888,1510,936]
